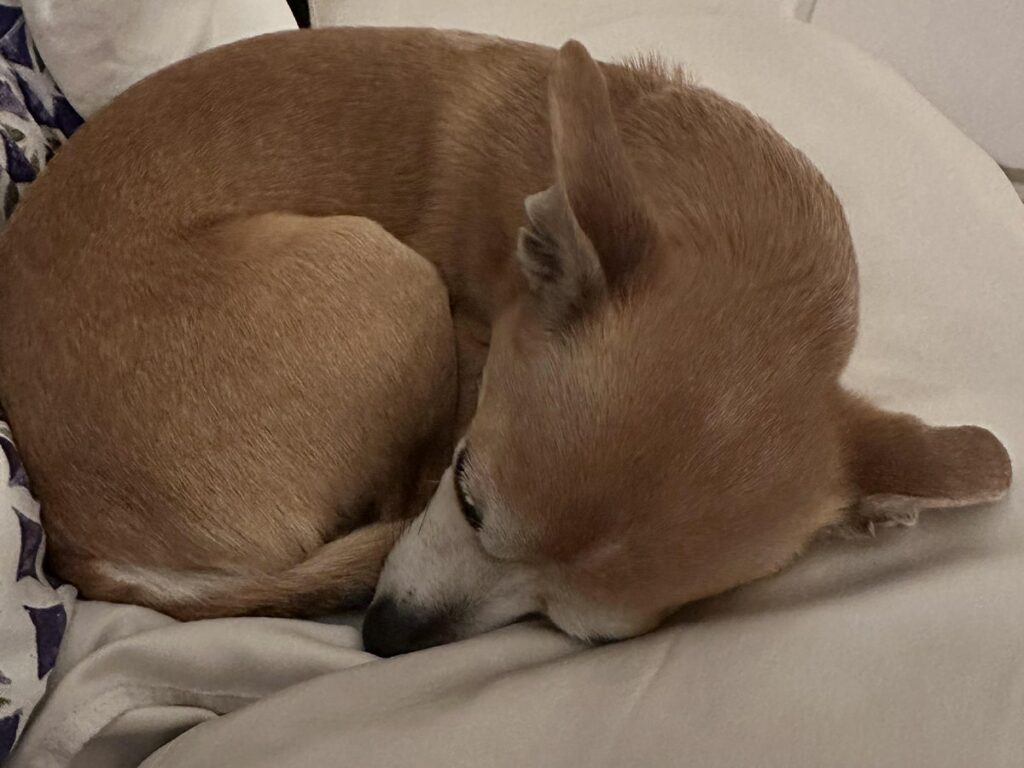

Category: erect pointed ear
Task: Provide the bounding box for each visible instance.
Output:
[836,391,1012,533]
[516,40,658,326]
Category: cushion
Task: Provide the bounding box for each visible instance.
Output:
[11,10,1024,768]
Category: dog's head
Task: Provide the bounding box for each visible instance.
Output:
[362,41,1011,656]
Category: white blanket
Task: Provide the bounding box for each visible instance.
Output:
[10,11,1024,768]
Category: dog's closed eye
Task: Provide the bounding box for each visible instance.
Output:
[454,449,483,530]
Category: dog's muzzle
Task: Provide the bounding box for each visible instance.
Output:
[361,597,455,657]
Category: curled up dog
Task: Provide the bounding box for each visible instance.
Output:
[0,29,1011,657]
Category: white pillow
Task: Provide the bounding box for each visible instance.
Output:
[20,0,298,117]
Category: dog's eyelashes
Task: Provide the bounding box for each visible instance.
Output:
[454,449,483,531]
[461,499,483,531]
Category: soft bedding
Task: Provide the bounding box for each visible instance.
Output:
[7,8,1024,768]
[19,0,297,118]
[0,421,73,762]
[0,2,79,760]
[0,1,80,221]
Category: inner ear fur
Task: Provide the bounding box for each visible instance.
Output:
[516,186,607,330]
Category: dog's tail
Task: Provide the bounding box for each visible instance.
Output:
[69,521,408,621]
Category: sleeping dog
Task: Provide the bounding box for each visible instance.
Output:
[0,28,1011,656]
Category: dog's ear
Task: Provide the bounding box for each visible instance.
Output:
[837,392,1011,531]
[517,40,657,327]
[517,185,607,329]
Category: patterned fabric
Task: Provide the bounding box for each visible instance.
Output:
[0,421,75,761]
[0,1,80,759]
[0,0,81,223]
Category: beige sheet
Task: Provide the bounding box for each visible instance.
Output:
[11,11,1024,768]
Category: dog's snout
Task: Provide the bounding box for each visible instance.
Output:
[362,598,454,657]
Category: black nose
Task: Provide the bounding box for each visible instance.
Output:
[362,597,454,657]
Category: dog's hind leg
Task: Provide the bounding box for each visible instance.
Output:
[28,213,457,618]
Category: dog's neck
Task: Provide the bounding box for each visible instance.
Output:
[400,53,683,326]
[377,53,684,428]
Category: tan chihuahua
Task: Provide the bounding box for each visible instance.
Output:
[0,28,1010,657]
